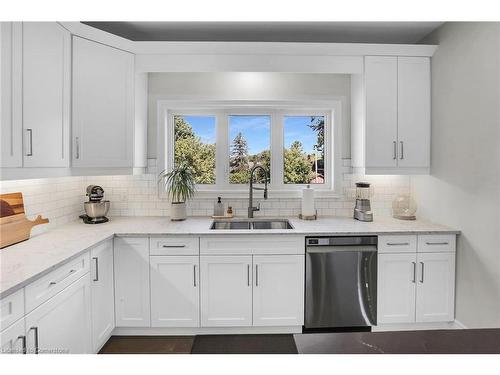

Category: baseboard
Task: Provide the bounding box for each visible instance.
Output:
[453,320,467,329]
[112,326,302,336]
[372,321,457,332]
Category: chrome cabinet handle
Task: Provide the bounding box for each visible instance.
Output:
[387,242,409,246]
[162,245,186,248]
[193,265,197,287]
[247,264,250,286]
[18,335,27,354]
[426,241,449,245]
[412,262,416,283]
[92,257,99,282]
[420,262,424,283]
[75,137,80,159]
[393,141,397,160]
[400,141,404,160]
[30,327,39,354]
[49,269,76,286]
[255,264,259,286]
[26,129,33,156]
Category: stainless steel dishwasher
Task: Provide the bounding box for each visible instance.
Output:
[305,236,378,329]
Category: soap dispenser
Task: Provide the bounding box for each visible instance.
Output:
[214,197,224,217]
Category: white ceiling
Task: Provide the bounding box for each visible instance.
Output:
[82,22,443,44]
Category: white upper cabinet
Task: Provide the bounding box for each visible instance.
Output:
[0,22,22,168]
[72,36,134,168]
[352,55,431,174]
[22,22,71,168]
[90,240,115,352]
[364,56,398,170]
[397,57,431,169]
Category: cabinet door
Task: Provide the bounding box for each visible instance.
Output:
[0,22,22,167]
[22,22,70,167]
[377,253,417,324]
[1,318,25,354]
[253,255,304,326]
[150,256,199,327]
[416,252,455,323]
[24,274,92,354]
[200,255,252,327]
[113,237,150,327]
[364,56,398,169]
[90,240,114,352]
[397,57,431,169]
[72,36,134,168]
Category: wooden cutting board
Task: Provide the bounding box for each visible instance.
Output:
[0,192,49,249]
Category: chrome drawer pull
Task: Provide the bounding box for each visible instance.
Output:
[30,327,39,354]
[400,141,404,160]
[255,264,259,287]
[49,269,76,286]
[420,262,424,283]
[425,241,449,245]
[247,264,250,286]
[393,141,397,160]
[26,129,33,156]
[193,265,197,287]
[162,245,186,248]
[387,242,409,246]
[92,257,99,282]
[18,335,27,354]
[412,262,416,283]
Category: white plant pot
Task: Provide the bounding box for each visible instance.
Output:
[170,202,187,221]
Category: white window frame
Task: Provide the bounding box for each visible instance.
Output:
[158,100,342,198]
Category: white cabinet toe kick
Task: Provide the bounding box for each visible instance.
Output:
[1,232,458,353]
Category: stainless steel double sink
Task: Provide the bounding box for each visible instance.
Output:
[210,219,293,230]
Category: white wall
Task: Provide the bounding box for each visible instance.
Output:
[412,22,500,328]
[147,72,351,158]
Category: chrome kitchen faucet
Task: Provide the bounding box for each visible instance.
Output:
[248,165,268,218]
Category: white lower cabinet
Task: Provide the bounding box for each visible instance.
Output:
[90,240,115,352]
[1,318,26,354]
[200,255,253,327]
[377,253,417,324]
[114,237,150,327]
[377,250,455,324]
[150,256,200,327]
[253,255,304,326]
[415,252,456,323]
[24,274,92,354]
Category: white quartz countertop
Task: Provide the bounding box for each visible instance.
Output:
[0,216,459,298]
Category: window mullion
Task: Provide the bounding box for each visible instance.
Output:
[271,110,284,190]
[216,110,229,189]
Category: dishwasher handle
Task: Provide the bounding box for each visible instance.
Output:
[306,245,377,253]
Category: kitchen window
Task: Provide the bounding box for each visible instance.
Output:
[161,102,341,197]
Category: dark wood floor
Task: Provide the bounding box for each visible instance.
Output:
[99,329,500,354]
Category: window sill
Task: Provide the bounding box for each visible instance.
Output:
[192,189,342,200]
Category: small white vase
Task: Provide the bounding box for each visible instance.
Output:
[170,202,187,221]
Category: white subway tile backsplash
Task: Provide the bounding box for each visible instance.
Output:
[0,158,410,233]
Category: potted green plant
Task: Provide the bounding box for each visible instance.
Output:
[158,163,196,221]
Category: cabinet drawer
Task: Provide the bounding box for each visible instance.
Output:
[378,235,417,253]
[150,236,199,256]
[418,234,456,253]
[0,289,25,332]
[200,235,304,255]
[25,252,90,313]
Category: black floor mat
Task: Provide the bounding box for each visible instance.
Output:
[191,334,298,354]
